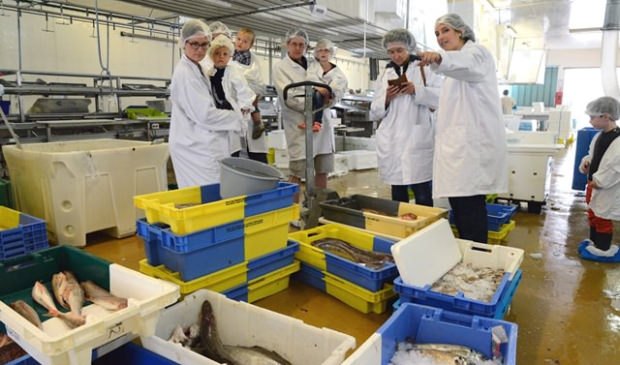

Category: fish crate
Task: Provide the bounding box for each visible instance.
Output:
[2,139,169,247]
[0,246,179,365]
[141,289,356,365]
[137,204,298,281]
[134,182,298,235]
[292,262,396,314]
[341,302,518,365]
[391,219,524,318]
[222,260,300,303]
[288,223,398,292]
[451,220,517,245]
[0,178,12,208]
[139,240,298,296]
[0,206,49,262]
[320,194,448,239]
[449,203,518,231]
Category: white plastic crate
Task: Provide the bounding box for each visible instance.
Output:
[0,264,179,365]
[267,130,287,150]
[329,153,349,177]
[339,150,378,170]
[2,139,169,247]
[273,148,290,169]
[141,289,356,365]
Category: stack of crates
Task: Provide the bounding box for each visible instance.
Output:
[289,224,398,314]
[0,206,48,262]
[450,203,518,244]
[133,182,301,303]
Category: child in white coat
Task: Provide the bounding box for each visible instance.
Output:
[578,96,620,260]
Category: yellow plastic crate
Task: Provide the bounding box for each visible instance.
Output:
[139,259,247,295]
[267,148,275,165]
[245,205,299,260]
[450,220,516,245]
[289,224,377,270]
[248,261,300,303]
[0,206,20,230]
[134,186,245,234]
[324,272,396,314]
[364,204,449,238]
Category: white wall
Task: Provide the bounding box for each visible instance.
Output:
[547,48,620,89]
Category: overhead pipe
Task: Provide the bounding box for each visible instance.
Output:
[601,0,620,98]
[204,1,315,21]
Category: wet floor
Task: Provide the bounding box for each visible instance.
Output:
[83,142,620,364]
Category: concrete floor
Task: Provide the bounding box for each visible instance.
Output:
[83,143,620,364]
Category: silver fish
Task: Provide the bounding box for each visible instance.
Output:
[81,281,128,311]
[9,300,42,329]
[311,238,393,270]
[32,280,86,328]
[410,343,487,365]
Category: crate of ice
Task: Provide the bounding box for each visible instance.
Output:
[141,289,356,365]
[341,302,517,365]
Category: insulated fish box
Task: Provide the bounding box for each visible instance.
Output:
[341,302,518,365]
[2,139,169,247]
[141,289,356,365]
[320,194,448,238]
[0,246,179,365]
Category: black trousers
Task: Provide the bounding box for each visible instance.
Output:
[391,181,433,206]
[231,148,268,164]
[449,195,488,243]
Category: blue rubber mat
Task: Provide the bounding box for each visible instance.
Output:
[578,240,620,263]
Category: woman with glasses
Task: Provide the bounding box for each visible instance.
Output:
[169,19,241,187]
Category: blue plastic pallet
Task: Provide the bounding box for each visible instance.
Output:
[0,209,49,262]
[356,302,517,365]
[394,269,522,318]
[449,203,518,232]
[137,218,245,281]
[292,261,326,292]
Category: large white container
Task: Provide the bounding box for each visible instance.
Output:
[142,289,356,365]
[0,264,179,365]
[339,150,378,170]
[2,139,169,246]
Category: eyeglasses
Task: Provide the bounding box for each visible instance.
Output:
[187,41,209,50]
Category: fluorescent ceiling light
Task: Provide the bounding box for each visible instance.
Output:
[569,0,606,30]
[256,12,279,20]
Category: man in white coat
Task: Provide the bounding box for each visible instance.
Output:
[419,13,508,243]
[169,20,240,188]
[370,28,441,205]
[273,29,338,202]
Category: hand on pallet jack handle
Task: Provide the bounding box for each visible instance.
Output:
[282,81,333,114]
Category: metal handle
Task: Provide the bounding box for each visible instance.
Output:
[282,81,334,114]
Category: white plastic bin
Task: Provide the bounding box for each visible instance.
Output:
[2,139,169,246]
[339,150,378,170]
[141,289,356,365]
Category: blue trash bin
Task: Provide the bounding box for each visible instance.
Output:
[572,127,599,191]
[0,101,10,115]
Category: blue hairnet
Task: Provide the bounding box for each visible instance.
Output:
[382,28,416,51]
[209,21,232,38]
[180,19,211,47]
[314,39,335,57]
[285,28,309,45]
[436,13,476,42]
[586,96,620,120]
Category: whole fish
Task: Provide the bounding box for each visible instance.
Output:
[52,271,85,315]
[224,346,292,365]
[311,238,393,270]
[32,281,86,328]
[52,272,68,308]
[410,343,487,365]
[81,281,128,311]
[9,300,42,329]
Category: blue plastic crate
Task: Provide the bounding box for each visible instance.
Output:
[324,236,398,292]
[449,203,518,232]
[0,208,49,262]
[394,269,522,318]
[136,218,245,281]
[93,342,177,365]
[247,240,299,281]
[222,283,249,302]
[347,302,517,365]
[292,262,326,292]
[198,182,299,217]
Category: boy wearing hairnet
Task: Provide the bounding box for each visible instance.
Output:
[305,39,348,132]
[578,96,620,260]
[206,34,256,157]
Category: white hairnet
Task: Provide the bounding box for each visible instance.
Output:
[382,28,416,51]
[208,34,234,58]
[285,28,309,45]
[314,38,335,57]
[436,13,476,42]
[586,96,620,120]
[209,21,232,38]
[180,19,211,48]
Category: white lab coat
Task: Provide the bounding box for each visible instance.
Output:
[306,62,348,155]
[370,61,441,185]
[204,64,256,155]
[232,52,268,153]
[431,41,508,198]
[580,132,620,220]
[169,54,240,188]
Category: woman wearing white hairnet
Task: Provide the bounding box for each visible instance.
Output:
[419,13,507,243]
[273,29,336,202]
[370,28,441,206]
[169,19,240,188]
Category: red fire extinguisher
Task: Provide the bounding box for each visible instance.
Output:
[555,91,563,106]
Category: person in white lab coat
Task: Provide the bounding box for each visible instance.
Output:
[501,90,515,115]
[205,34,256,158]
[370,28,441,205]
[273,29,337,201]
[232,27,268,163]
[168,20,240,188]
[578,96,620,259]
[419,13,508,243]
